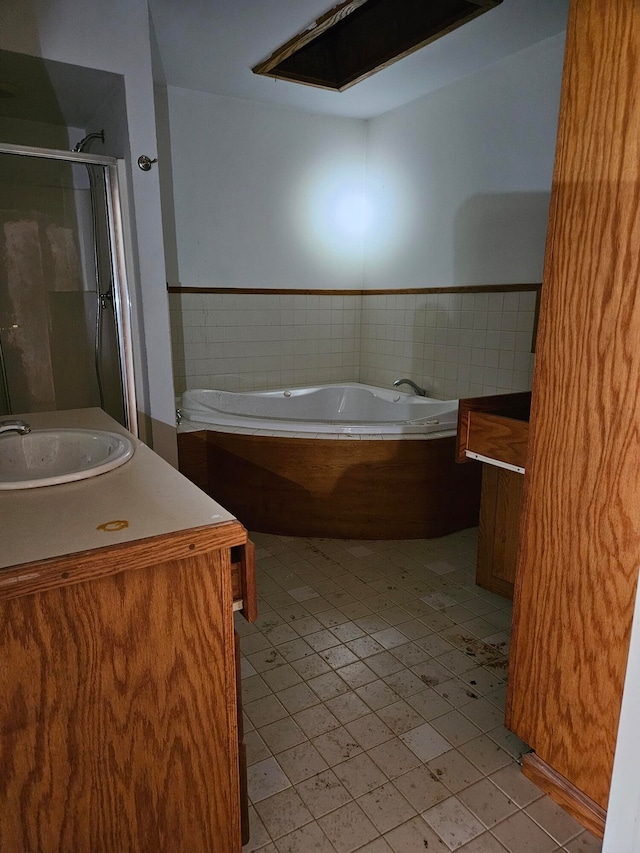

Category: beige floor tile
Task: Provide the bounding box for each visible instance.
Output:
[489,763,544,807]
[274,820,337,853]
[406,688,455,721]
[261,664,303,692]
[372,627,409,649]
[295,769,353,818]
[248,756,292,803]
[254,787,314,840]
[491,811,558,853]
[487,724,530,760]
[368,737,421,779]
[377,700,426,735]
[276,742,328,784]
[458,734,513,775]
[244,806,272,852]
[345,713,395,750]
[393,764,450,812]
[333,752,388,798]
[353,839,393,853]
[248,648,290,673]
[384,815,451,852]
[390,642,430,668]
[355,680,400,711]
[411,659,454,688]
[525,796,584,845]
[259,717,307,754]
[246,730,272,766]
[355,615,391,634]
[430,709,483,747]
[318,802,379,853]
[336,661,379,688]
[564,831,603,852]
[427,749,484,794]
[320,645,361,669]
[458,778,519,828]
[276,682,319,715]
[396,618,434,640]
[308,671,350,701]
[456,832,509,852]
[459,697,505,732]
[263,624,299,646]
[290,615,324,636]
[330,621,366,642]
[312,726,364,766]
[277,638,316,662]
[423,796,485,850]
[357,781,416,833]
[400,721,451,762]
[306,629,343,652]
[325,691,371,724]
[293,704,341,738]
[291,654,332,680]
[384,669,427,699]
[245,694,289,728]
[365,651,406,678]
[243,674,273,704]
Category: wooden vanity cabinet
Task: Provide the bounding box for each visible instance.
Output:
[457,392,530,600]
[0,523,256,853]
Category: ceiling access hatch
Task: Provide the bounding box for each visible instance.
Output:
[253,0,503,92]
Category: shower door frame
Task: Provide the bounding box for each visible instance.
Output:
[0,141,138,435]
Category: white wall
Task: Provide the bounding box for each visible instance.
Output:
[364,33,566,288]
[0,0,177,461]
[168,89,368,289]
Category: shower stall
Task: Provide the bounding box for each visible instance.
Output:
[0,140,136,431]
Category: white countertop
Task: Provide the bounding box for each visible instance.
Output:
[0,408,237,571]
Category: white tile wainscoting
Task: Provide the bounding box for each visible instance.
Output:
[169,288,537,401]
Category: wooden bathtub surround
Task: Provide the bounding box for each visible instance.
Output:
[506,0,640,834]
[457,392,530,600]
[178,430,482,539]
[0,410,256,853]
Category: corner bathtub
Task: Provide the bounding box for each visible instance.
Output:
[177,383,481,539]
[179,383,458,436]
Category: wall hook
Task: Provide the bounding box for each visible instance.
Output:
[137,154,158,171]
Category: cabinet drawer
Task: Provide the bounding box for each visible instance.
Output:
[466,411,529,471]
[230,540,258,622]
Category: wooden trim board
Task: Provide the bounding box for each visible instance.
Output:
[522,753,606,839]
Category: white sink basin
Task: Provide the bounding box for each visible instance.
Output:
[0,428,135,490]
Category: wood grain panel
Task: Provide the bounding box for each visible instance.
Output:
[176,430,208,492]
[0,522,247,602]
[476,466,523,599]
[466,413,529,470]
[457,392,531,463]
[521,754,606,839]
[0,551,241,853]
[507,0,640,810]
[202,432,481,539]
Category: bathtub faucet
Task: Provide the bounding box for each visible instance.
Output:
[393,378,427,396]
[0,419,31,435]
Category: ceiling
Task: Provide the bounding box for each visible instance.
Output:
[148,0,570,120]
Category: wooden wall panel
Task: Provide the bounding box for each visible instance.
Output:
[506,0,640,810]
[0,552,240,853]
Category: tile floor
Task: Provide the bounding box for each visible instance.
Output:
[235,528,603,853]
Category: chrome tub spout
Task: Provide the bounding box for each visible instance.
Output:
[393,378,427,396]
[0,419,31,435]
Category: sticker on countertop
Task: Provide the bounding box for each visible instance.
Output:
[97,520,129,532]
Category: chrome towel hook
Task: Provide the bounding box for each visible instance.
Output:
[137,154,158,171]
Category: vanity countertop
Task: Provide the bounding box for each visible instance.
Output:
[0,408,236,571]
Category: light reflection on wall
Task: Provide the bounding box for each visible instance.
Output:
[293,159,409,281]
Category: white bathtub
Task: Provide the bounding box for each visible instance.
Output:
[179,382,458,436]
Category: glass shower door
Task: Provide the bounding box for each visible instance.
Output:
[0,146,135,430]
